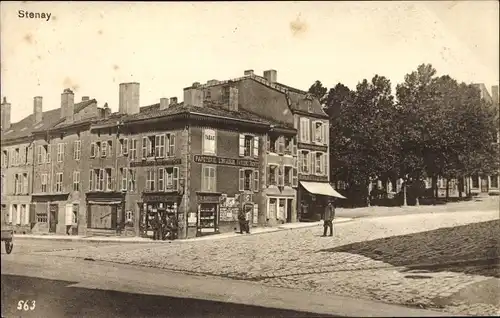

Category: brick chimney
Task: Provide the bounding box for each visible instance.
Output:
[207,80,219,85]
[228,87,239,111]
[119,82,140,115]
[263,70,277,84]
[34,96,43,124]
[0,97,11,131]
[183,85,203,107]
[170,97,178,106]
[492,85,499,105]
[244,70,254,76]
[160,98,170,110]
[81,96,90,102]
[61,88,75,123]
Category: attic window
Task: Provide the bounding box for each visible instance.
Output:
[20,127,27,131]
[306,100,312,112]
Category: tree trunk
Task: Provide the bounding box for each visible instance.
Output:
[432,176,438,198]
[445,178,450,201]
[458,177,463,198]
[403,180,408,207]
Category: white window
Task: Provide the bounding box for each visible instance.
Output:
[41,174,48,192]
[300,117,310,143]
[121,168,128,191]
[107,140,113,156]
[21,204,29,225]
[74,140,81,160]
[22,173,28,194]
[299,150,310,173]
[158,168,165,191]
[120,138,129,156]
[165,167,179,191]
[155,135,165,158]
[129,139,137,160]
[239,134,259,158]
[239,169,258,191]
[105,168,113,191]
[89,170,95,191]
[147,136,154,158]
[98,168,105,191]
[203,129,216,154]
[128,169,136,192]
[1,150,7,167]
[313,121,325,143]
[167,133,176,157]
[202,165,216,192]
[55,172,63,192]
[101,141,107,157]
[146,169,156,191]
[15,174,22,194]
[315,152,323,174]
[73,171,80,191]
[57,143,65,162]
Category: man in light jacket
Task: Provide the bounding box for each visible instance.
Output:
[322,200,335,237]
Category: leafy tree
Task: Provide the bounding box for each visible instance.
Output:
[308,80,328,104]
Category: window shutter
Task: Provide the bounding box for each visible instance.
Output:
[277,136,283,154]
[239,134,245,157]
[238,169,244,191]
[24,174,29,194]
[210,167,216,191]
[89,170,94,192]
[110,168,115,191]
[312,121,317,143]
[309,152,313,174]
[8,205,13,223]
[298,152,303,173]
[278,165,284,186]
[29,203,36,224]
[123,138,129,155]
[142,137,147,159]
[173,167,179,191]
[170,134,176,157]
[155,135,160,157]
[253,170,259,192]
[253,136,259,158]
[292,137,298,156]
[323,123,327,144]
[324,153,328,176]
[266,136,270,152]
[46,145,51,163]
[90,143,95,158]
[292,168,298,187]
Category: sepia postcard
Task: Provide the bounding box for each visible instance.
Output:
[1,1,499,317]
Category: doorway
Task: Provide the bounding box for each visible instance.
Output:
[286,199,293,223]
[481,177,488,193]
[49,204,58,233]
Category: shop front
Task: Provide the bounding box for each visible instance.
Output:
[298,179,345,221]
[139,192,182,238]
[31,193,70,234]
[194,192,221,237]
[86,191,126,236]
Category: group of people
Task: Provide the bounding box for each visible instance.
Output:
[150,211,178,241]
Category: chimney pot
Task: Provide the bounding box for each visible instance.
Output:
[119,82,140,115]
[263,69,277,84]
[1,97,11,130]
[207,80,219,85]
[160,97,170,110]
[82,96,90,102]
[61,88,75,123]
[170,97,178,105]
[244,70,254,76]
[34,96,43,124]
[192,82,201,88]
[183,87,203,107]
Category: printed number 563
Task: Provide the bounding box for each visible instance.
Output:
[17,300,36,311]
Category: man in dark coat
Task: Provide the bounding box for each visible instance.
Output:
[322,200,335,237]
[238,208,248,234]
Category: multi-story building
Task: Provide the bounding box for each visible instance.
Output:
[86,82,297,239]
[1,89,106,235]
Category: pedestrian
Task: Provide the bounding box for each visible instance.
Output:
[237,207,247,234]
[322,200,335,237]
[244,206,251,234]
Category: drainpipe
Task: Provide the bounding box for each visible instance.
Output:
[48,131,54,230]
[115,123,122,235]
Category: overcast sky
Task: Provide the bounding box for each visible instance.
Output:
[1,1,498,123]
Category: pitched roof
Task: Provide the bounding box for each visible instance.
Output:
[1,99,96,141]
[92,101,294,130]
[199,74,328,118]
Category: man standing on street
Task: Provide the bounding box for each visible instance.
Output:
[322,200,335,237]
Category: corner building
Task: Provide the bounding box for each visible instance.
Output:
[88,82,297,239]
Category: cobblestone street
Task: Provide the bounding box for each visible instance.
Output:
[36,206,500,316]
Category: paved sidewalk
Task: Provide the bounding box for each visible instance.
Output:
[13,217,353,243]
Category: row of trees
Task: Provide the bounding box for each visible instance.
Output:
[308,64,500,206]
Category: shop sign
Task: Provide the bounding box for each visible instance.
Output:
[197,193,221,203]
[130,158,181,167]
[194,155,258,168]
[142,193,179,202]
[297,143,328,152]
[299,174,329,182]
